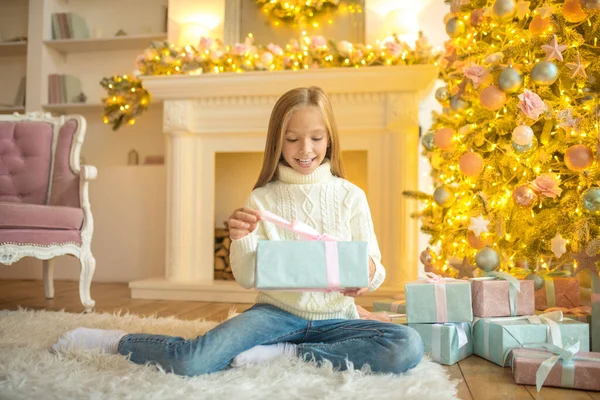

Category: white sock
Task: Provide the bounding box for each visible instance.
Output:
[231,342,297,367]
[51,327,127,354]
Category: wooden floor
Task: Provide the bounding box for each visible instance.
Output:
[1,280,598,400]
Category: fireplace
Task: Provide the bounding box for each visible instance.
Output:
[129,65,438,304]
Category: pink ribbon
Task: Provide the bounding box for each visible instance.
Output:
[259,210,341,289]
[592,293,600,304]
[418,272,452,322]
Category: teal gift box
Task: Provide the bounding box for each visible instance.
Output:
[255,240,369,290]
[405,280,473,323]
[373,299,406,314]
[409,322,473,365]
[473,315,590,367]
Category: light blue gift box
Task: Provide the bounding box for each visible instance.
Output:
[405,280,473,323]
[472,316,590,367]
[255,240,369,290]
[373,299,406,314]
[409,322,473,365]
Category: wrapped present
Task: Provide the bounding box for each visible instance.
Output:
[511,344,600,392]
[472,311,590,366]
[535,277,580,310]
[409,322,473,365]
[538,307,592,324]
[471,277,534,317]
[592,275,600,351]
[405,273,473,324]
[373,299,406,314]
[255,211,369,290]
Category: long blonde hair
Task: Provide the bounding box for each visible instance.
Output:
[254,86,345,189]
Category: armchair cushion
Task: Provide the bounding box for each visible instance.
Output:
[0,202,83,230]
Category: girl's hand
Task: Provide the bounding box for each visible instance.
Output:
[228,207,261,240]
[343,257,376,297]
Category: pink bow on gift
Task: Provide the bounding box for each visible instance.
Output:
[259,210,342,290]
[415,272,458,323]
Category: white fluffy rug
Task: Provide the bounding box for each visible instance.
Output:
[0,309,458,400]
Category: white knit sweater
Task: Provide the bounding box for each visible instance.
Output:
[230,160,386,320]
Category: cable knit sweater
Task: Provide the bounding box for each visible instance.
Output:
[230,160,386,320]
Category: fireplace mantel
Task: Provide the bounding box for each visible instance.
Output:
[130,65,438,304]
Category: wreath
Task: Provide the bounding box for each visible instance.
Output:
[254,0,359,25]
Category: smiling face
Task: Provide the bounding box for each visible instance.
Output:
[281,106,329,175]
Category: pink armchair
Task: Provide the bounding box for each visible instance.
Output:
[0,112,97,312]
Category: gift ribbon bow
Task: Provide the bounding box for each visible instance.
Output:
[413,272,459,323]
[431,322,470,364]
[259,210,342,289]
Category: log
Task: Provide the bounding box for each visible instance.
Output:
[215,228,229,239]
[215,248,228,258]
[214,257,226,271]
[222,237,232,250]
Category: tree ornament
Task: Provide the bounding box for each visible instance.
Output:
[475,247,501,271]
[537,2,554,18]
[435,86,451,104]
[420,248,435,271]
[446,17,466,38]
[421,131,436,151]
[512,136,538,154]
[450,94,469,111]
[467,231,490,249]
[581,187,600,215]
[498,67,523,93]
[580,0,600,13]
[541,35,568,62]
[512,125,534,146]
[529,15,552,35]
[550,233,567,258]
[516,0,531,19]
[433,186,456,208]
[526,272,545,290]
[459,152,484,176]
[493,0,517,20]
[450,257,477,278]
[512,184,537,207]
[469,214,490,237]
[566,52,590,79]
[563,0,588,22]
[565,144,594,171]
[531,61,559,86]
[470,9,485,26]
[480,85,507,110]
[434,127,455,150]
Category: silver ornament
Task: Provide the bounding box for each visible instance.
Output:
[421,131,436,151]
[433,186,455,208]
[450,94,469,111]
[498,67,523,93]
[446,17,466,38]
[420,248,434,267]
[531,61,559,86]
[512,136,538,154]
[526,272,545,291]
[581,187,600,215]
[493,0,517,20]
[435,86,450,104]
[475,247,501,272]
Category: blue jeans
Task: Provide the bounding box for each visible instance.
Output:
[118,303,423,376]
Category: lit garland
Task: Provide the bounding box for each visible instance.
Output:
[405,0,600,278]
[255,0,361,26]
[101,33,439,130]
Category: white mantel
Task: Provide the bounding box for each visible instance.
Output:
[130,65,438,305]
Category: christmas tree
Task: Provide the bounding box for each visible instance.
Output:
[408,0,600,281]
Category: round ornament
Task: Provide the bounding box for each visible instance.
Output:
[526,272,545,290]
[493,0,517,20]
[446,17,466,38]
[498,67,524,93]
[580,0,600,13]
[531,61,559,86]
[564,0,589,22]
[434,127,455,150]
[512,125,534,146]
[512,136,538,154]
[420,248,434,268]
[450,95,469,111]
[421,131,436,151]
[433,186,456,208]
[581,187,600,215]
[512,184,537,207]
[467,231,490,249]
[459,152,485,176]
[475,247,501,271]
[435,86,451,104]
[565,144,594,171]
[529,15,552,35]
[480,85,507,110]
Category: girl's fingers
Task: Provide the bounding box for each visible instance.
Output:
[234,210,258,224]
[229,219,250,229]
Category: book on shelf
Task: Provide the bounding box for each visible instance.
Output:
[48,74,83,104]
[51,12,89,40]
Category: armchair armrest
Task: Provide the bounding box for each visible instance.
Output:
[79,164,97,244]
[81,165,98,181]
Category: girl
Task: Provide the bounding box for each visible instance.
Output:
[52,86,424,376]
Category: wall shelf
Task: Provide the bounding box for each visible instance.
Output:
[44,33,167,54]
[0,41,27,57]
[43,102,102,114]
[0,105,25,114]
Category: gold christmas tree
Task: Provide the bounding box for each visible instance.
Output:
[407,0,600,278]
